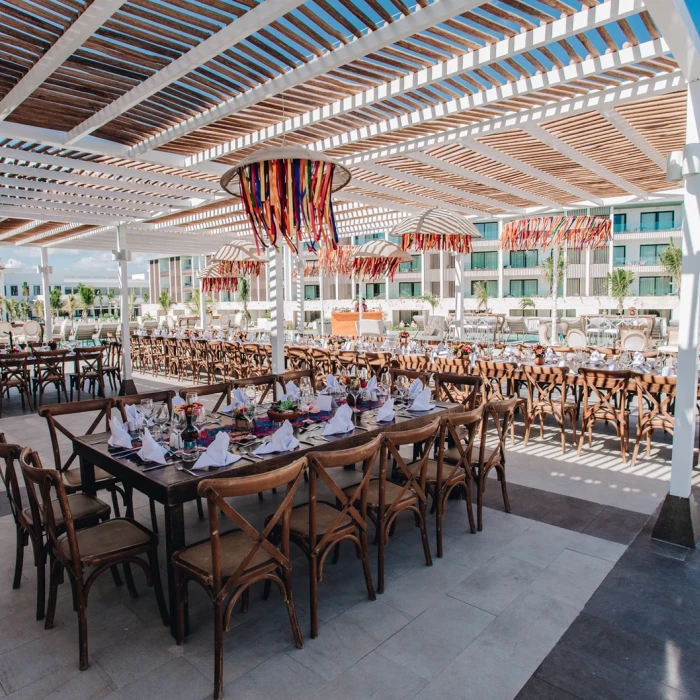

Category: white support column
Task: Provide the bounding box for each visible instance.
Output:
[268,247,285,373]
[550,245,560,346]
[115,225,135,394]
[296,250,305,334]
[562,246,568,301]
[319,269,325,338]
[608,206,615,281]
[455,253,465,340]
[38,248,52,340]
[199,254,207,330]
[584,249,591,296]
[653,78,700,546]
[497,220,504,299]
[439,250,445,300]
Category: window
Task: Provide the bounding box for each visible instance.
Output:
[566,278,581,296]
[398,282,421,298]
[640,244,668,265]
[470,251,498,270]
[592,246,608,265]
[613,246,626,265]
[592,277,608,295]
[429,253,440,270]
[474,221,499,240]
[304,285,319,300]
[640,211,675,232]
[568,249,582,264]
[430,281,440,295]
[9,285,18,296]
[447,254,455,269]
[613,213,627,233]
[32,285,41,296]
[365,283,385,299]
[471,280,497,296]
[509,250,538,268]
[509,279,538,297]
[53,285,61,291]
[329,283,336,298]
[355,232,384,245]
[398,255,421,273]
[639,277,672,296]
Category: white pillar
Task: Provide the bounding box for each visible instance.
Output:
[497,220,504,299]
[296,250,305,334]
[115,226,134,391]
[268,247,285,373]
[608,206,615,282]
[319,269,325,338]
[38,248,52,340]
[584,248,591,296]
[455,253,465,339]
[199,254,207,330]
[550,246,559,346]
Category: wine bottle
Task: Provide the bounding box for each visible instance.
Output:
[181,411,200,460]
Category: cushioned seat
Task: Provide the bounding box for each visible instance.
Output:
[62,466,116,490]
[23,493,110,527]
[342,480,415,508]
[289,502,352,536]
[59,518,150,562]
[173,530,272,579]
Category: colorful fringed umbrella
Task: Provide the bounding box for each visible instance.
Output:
[318,244,356,277]
[212,240,268,277]
[391,208,482,253]
[351,240,413,282]
[197,263,242,294]
[220,146,351,254]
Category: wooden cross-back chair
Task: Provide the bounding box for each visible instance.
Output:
[205,341,227,382]
[334,350,366,376]
[394,353,431,372]
[286,346,310,371]
[363,352,393,381]
[475,360,527,443]
[102,340,121,390]
[0,352,33,415]
[68,346,106,402]
[359,419,439,593]
[631,375,677,466]
[388,367,432,396]
[431,356,471,375]
[231,374,277,405]
[309,348,333,386]
[179,382,232,414]
[433,373,481,409]
[577,369,631,463]
[522,366,578,454]
[279,368,315,394]
[172,459,306,700]
[32,349,70,406]
[289,437,380,638]
[20,447,168,673]
[38,399,129,516]
[189,339,211,383]
[163,338,184,380]
[242,343,266,377]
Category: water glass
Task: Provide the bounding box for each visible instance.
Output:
[140,399,153,422]
[185,391,198,406]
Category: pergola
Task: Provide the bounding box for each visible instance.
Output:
[0,0,699,544]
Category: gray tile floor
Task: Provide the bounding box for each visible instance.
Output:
[0,372,663,699]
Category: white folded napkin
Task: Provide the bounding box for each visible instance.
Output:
[409,387,434,412]
[285,381,300,399]
[108,415,132,448]
[221,388,251,414]
[321,374,340,394]
[193,432,242,470]
[323,404,355,435]
[661,366,675,377]
[606,361,619,371]
[366,376,377,394]
[342,341,352,350]
[376,398,395,422]
[632,352,645,366]
[138,429,167,465]
[409,378,423,397]
[125,404,152,428]
[545,348,556,360]
[254,420,300,455]
[590,350,603,363]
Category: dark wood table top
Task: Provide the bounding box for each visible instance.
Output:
[73,401,464,507]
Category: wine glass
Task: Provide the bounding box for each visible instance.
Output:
[618,351,632,370]
[299,375,313,401]
[140,399,153,424]
[185,391,198,406]
[349,381,361,413]
[395,375,409,404]
[153,403,169,442]
[245,384,258,406]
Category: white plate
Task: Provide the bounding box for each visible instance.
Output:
[407,404,436,412]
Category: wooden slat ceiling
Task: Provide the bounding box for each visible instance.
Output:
[0,0,690,251]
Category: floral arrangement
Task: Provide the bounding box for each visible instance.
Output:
[175,402,202,417]
[454,344,472,359]
[532,344,546,358]
[399,330,410,339]
[327,335,346,347]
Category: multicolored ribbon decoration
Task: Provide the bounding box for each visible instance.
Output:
[351,256,403,281]
[401,232,473,253]
[216,260,264,277]
[318,244,356,277]
[238,158,340,253]
[501,216,611,251]
[201,276,240,293]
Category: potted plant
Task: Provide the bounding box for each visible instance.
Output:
[532,344,546,365]
[267,399,300,422]
[399,330,410,345]
[454,344,472,359]
[233,406,254,432]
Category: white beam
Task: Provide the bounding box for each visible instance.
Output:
[333,192,423,214]
[0,219,46,241]
[309,40,669,156]
[522,123,647,197]
[21,223,81,245]
[599,108,667,169]
[341,72,686,167]
[39,247,53,331]
[355,162,524,213]
[0,194,158,218]
[0,200,139,221]
[129,0,484,156]
[185,0,646,165]
[0,205,120,227]
[463,139,604,205]
[66,0,305,144]
[0,0,129,120]
[405,152,563,208]
[0,189,170,214]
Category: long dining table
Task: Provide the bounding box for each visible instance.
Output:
[73,398,463,637]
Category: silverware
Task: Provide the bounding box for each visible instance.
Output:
[175,465,198,476]
[142,463,169,472]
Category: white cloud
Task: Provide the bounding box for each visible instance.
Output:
[4,258,25,269]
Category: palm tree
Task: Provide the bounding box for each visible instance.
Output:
[142,292,149,304]
[49,287,63,319]
[21,281,30,306]
[420,292,440,317]
[107,289,116,318]
[32,299,44,320]
[185,289,213,315]
[238,278,251,323]
[76,283,95,321]
[520,297,535,311]
[128,290,137,320]
[606,269,635,314]
[62,294,80,319]
[658,239,682,296]
[158,291,173,316]
[473,281,490,312]
[95,292,104,318]
[542,250,566,292]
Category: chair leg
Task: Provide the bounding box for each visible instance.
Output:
[377,517,386,594]
[418,504,433,568]
[123,564,138,599]
[110,488,121,518]
[196,496,204,520]
[45,556,61,630]
[464,480,477,535]
[499,468,511,514]
[213,600,225,700]
[35,543,46,621]
[77,589,89,671]
[110,565,123,587]
[309,555,319,639]
[174,569,187,644]
[12,527,25,590]
[148,549,170,627]
[435,492,444,558]
[359,530,376,603]
[149,499,159,533]
[282,570,304,650]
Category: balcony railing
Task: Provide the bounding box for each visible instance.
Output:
[614,224,682,234]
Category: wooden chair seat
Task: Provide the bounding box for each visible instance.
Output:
[23,493,110,527]
[173,530,272,580]
[58,518,150,563]
[289,502,353,537]
[407,458,444,483]
[343,479,417,508]
[62,466,117,491]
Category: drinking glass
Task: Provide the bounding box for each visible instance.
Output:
[395,375,409,404]
[618,351,632,370]
[185,391,198,406]
[299,375,313,400]
[245,384,258,406]
[140,399,153,423]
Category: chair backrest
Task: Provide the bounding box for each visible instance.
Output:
[231,374,277,404]
[0,435,24,525]
[522,365,569,418]
[395,354,430,371]
[475,361,518,401]
[73,324,96,341]
[279,368,315,392]
[363,352,393,380]
[433,372,481,408]
[306,436,382,549]
[389,367,432,394]
[620,329,646,351]
[356,319,385,336]
[381,418,440,511]
[97,323,118,339]
[0,352,32,384]
[0,321,12,338]
[578,369,630,420]
[538,323,550,345]
[19,448,80,576]
[667,325,679,345]
[506,317,528,334]
[478,398,518,472]
[115,390,175,422]
[33,349,69,381]
[38,398,113,474]
[565,329,587,348]
[440,406,484,486]
[197,458,306,594]
[23,320,41,339]
[635,374,677,432]
[74,346,104,375]
[178,382,232,412]
[286,346,310,370]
